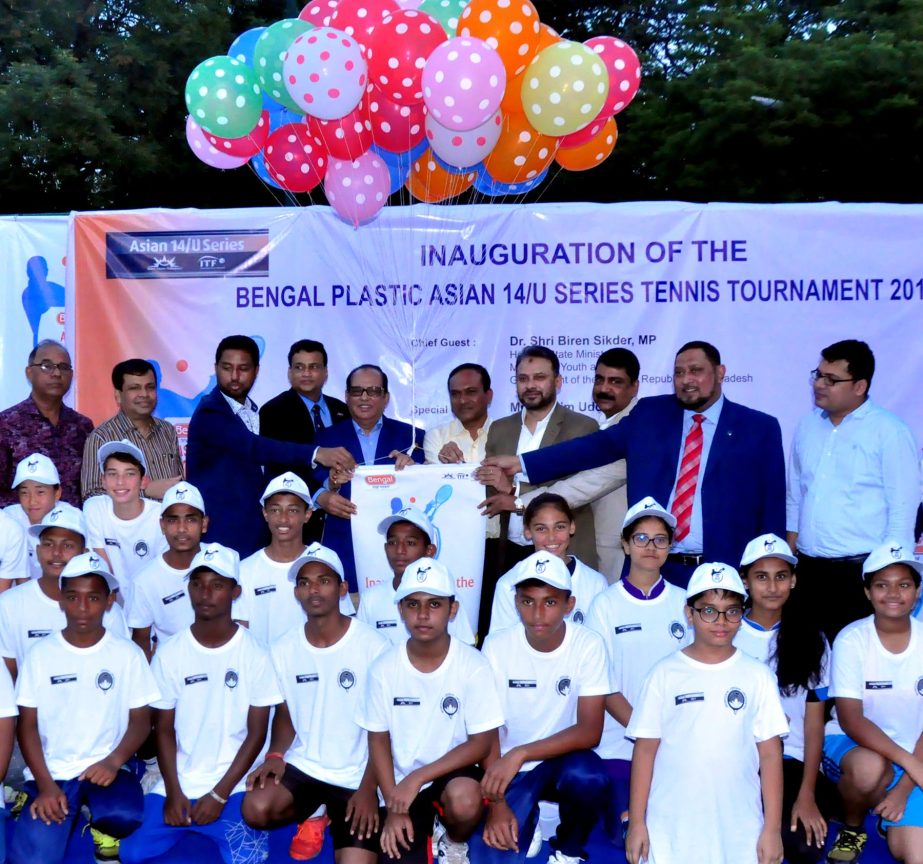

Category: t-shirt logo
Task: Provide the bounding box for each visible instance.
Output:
[916,677,923,696]
[27,458,39,473]
[338,669,356,690]
[441,694,459,716]
[135,541,149,558]
[534,557,550,575]
[96,670,114,692]
[572,610,584,624]
[763,539,776,553]
[725,687,746,713]
[415,565,431,582]
[670,621,686,640]
[556,677,571,696]
[224,669,239,689]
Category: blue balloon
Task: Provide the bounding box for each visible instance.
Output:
[250,151,284,191]
[268,105,302,132]
[229,27,279,110]
[371,145,412,195]
[433,151,478,176]
[474,164,549,197]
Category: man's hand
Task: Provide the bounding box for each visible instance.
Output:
[380,811,414,859]
[30,786,68,825]
[190,792,225,825]
[478,493,517,518]
[874,783,911,824]
[389,450,415,471]
[482,455,522,476]
[163,791,193,826]
[481,750,524,800]
[318,490,357,518]
[79,757,120,787]
[246,755,285,790]
[482,800,519,851]
[756,826,784,864]
[473,465,513,493]
[315,447,356,473]
[387,773,422,815]
[346,787,380,839]
[437,442,465,464]
[790,791,826,849]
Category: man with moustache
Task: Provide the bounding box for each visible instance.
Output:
[485,341,785,588]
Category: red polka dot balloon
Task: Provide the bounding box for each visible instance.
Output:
[557,112,608,149]
[365,9,447,103]
[329,0,399,43]
[367,83,427,152]
[263,123,329,192]
[584,36,641,115]
[425,108,502,168]
[205,110,270,158]
[308,92,374,159]
[299,0,340,27]
[284,27,368,120]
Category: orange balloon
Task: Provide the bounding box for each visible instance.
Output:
[406,149,476,202]
[483,112,558,184]
[555,116,618,171]
[501,24,561,114]
[457,0,541,78]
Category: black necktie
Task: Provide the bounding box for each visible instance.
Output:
[312,403,325,431]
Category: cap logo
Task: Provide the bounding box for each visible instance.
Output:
[27,458,38,473]
[203,549,217,561]
[224,669,239,689]
[725,687,746,713]
[175,487,187,500]
[891,545,903,559]
[49,508,62,523]
[415,564,432,582]
[88,554,101,568]
[643,501,655,509]
[283,477,294,488]
[535,557,550,575]
[306,542,322,554]
[338,669,356,690]
[763,539,776,553]
[441,694,459,716]
[96,670,114,692]
[398,507,413,516]
[711,567,724,582]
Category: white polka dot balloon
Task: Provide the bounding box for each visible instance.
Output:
[425,108,502,167]
[365,9,447,103]
[324,151,392,225]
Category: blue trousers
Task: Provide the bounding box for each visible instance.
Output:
[120,792,268,864]
[9,771,143,864]
[468,751,609,863]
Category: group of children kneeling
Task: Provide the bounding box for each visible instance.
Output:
[0,440,921,864]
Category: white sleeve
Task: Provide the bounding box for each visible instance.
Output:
[829,628,864,700]
[448,603,476,646]
[625,664,664,740]
[104,603,131,639]
[83,497,108,549]
[125,643,161,708]
[488,573,518,635]
[462,655,504,734]
[879,417,920,541]
[585,596,620,694]
[0,598,17,660]
[575,629,613,697]
[126,583,155,630]
[0,518,27,583]
[247,642,283,707]
[423,426,449,465]
[785,421,805,534]
[355,654,390,732]
[0,662,17,718]
[752,665,789,742]
[150,648,178,710]
[14,648,40,709]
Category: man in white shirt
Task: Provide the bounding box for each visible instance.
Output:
[787,339,920,640]
[424,363,494,466]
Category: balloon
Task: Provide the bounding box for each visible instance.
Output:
[204,110,270,158]
[555,116,617,171]
[185,116,250,169]
[371,144,414,193]
[457,0,540,78]
[263,123,329,192]
[474,162,547,196]
[184,56,264,138]
[501,23,559,114]
[250,150,285,189]
[367,85,427,152]
[229,27,280,109]
[557,112,609,149]
[329,0,399,42]
[425,108,501,168]
[585,35,642,115]
[395,0,423,8]
[300,0,340,26]
[308,93,374,159]
[284,27,368,120]
[405,148,476,201]
[482,111,557,184]
[422,37,505,131]
[254,19,314,113]
[268,105,304,131]
[324,152,391,226]
[418,0,467,36]
[521,40,609,136]
[366,10,447,103]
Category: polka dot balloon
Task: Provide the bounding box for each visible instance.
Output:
[584,35,641,115]
[205,110,270,158]
[324,151,392,226]
[555,115,617,171]
[365,9,447,103]
[406,148,476,201]
[185,115,250,169]
[253,19,314,113]
[422,36,505,131]
[329,0,399,43]
[521,40,609,136]
[367,84,427,152]
[457,0,540,78]
[184,56,264,139]
[299,0,340,27]
[283,27,368,120]
[418,0,468,37]
[263,122,329,192]
[425,108,502,168]
[307,93,374,159]
[482,110,557,184]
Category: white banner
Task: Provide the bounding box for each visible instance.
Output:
[349,463,486,632]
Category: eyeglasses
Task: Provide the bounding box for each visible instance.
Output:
[347,386,386,398]
[291,363,324,373]
[810,369,855,386]
[630,532,671,549]
[30,361,73,374]
[692,605,744,623]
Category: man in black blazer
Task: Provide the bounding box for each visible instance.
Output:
[260,339,349,541]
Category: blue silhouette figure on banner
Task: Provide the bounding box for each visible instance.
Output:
[22,256,65,348]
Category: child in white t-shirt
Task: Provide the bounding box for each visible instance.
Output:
[0,511,26,594]
[822,542,923,864]
[0,661,17,863]
[128,481,209,659]
[242,544,388,863]
[586,497,690,847]
[471,553,612,864]
[236,472,354,646]
[489,494,606,635]
[357,507,475,645]
[357,558,503,864]
[2,452,60,583]
[626,563,788,864]
[120,543,282,864]
[84,440,166,608]
[11,552,159,864]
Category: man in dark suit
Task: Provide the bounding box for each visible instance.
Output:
[259,339,349,541]
[485,341,785,587]
[313,364,424,592]
[186,335,354,558]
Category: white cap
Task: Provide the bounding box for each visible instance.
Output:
[862,540,923,578]
[97,439,148,475]
[377,507,435,544]
[686,562,746,599]
[12,453,60,488]
[740,533,797,568]
[511,551,572,593]
[161,481,206,515]
[28,503,87,540]
[187,543,240,583]
[260,472,313,507]
[622,496,677,531]
[394,556,454,603]
[59,551,119,592]
[287,542,345,582]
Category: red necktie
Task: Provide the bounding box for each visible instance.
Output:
[671,414,705,542]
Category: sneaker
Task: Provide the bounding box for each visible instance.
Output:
[289,812,331,861]
[140,758,162,795]
[826,827,868,863]
[89,827,121,863]
[432,815,470,864]
[547,851,584,864]
[526,823,543,858]
[4,786,28,819]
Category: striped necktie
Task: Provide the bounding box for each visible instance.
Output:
[670,414,705,541]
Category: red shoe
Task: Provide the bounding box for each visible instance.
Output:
[290,813,331,860]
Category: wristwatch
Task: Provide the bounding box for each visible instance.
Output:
[513,496,525,516]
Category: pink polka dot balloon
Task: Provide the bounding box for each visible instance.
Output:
[283,27,368,120]
[308,92,374,159]
[204,110,270,158]
[557,112,608,149]
[422,36,505,131]
[367,83,427,152]
[263,122,329,192]
[324,151,392,226]
[299,0,340,27]
[365,9,447,103]
[426,108,502,167]
[584,36,641,115]
[329,0,398,43]
[186,116,250,169]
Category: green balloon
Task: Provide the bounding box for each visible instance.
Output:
[419,0,469,37]
[184,56,263,138]
[253,18,313,114]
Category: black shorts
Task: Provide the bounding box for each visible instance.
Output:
[280,762,380,852]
